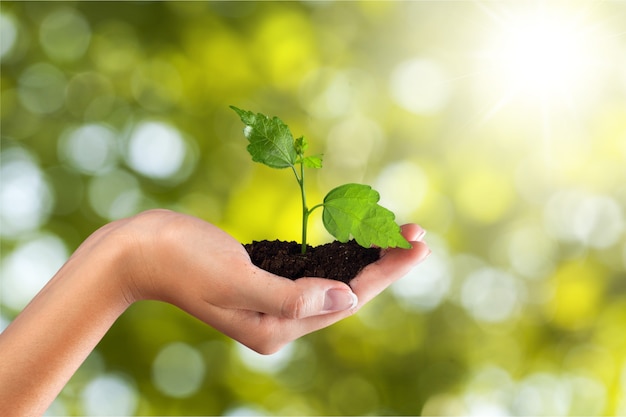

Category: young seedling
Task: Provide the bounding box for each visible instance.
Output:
[231,106,411,254]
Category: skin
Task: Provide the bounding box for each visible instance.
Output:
[0,209,430,416]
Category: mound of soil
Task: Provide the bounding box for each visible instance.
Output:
[244,240,381,285]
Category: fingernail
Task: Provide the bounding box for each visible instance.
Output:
[323,289,358,312]
[416,227,427,242]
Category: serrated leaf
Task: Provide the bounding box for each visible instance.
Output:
[322,183,412,249]
[230,106,297,169]
[230,106,256,126]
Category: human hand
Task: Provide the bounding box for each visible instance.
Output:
[218,222,430,354]
[120,210,430,353]
[0,209,430,415]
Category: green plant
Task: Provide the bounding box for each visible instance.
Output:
[231,106,411,254]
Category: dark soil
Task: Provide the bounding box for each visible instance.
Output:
[244,240,381,285]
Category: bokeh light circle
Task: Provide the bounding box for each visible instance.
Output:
[65,71,116,120]
[126,121,189,181]
[81,373,138,416]
[544,190,625,249]
[152,342,206,398]
[389,58,450,115]
[87,169,141,221]
[461,267,521,323]
[17,63,67,114]
[39,7,91,62]
[454,169,516,225]
[0,12,17,59]
[1,234,68,311]
[374,160,428,222]
[392,246,451,311]
[507,225,557,280]
[0,148,54,237]
[59,123,119,175]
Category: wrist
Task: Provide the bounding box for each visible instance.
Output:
[87,217,150,306]
[102,209,181,304]
[0,219,136,415]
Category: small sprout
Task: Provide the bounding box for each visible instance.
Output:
[231,106,411,254]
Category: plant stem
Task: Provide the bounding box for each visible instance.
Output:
[301,209,309,255]
[293,155,325,254]
[293,163,309,254]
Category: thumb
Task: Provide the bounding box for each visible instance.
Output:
[280,278,359,319]
[235,272,359,319]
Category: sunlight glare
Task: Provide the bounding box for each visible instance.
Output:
[480,6,603,106]
[504,19,585,92]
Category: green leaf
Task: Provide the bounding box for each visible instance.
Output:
[322,183,412,249]
[294,136,308,154]
[230,106,297,169]
[301,155,323,168]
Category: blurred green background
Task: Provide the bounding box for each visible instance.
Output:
[1,1,626,415]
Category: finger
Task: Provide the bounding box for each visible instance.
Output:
[196,239,428,354]
[237,238,431,351]
[399,223,427,242]
[221,267,358,320]
[224,225,427,320]
[204,229,430,353]
[351,240,430,307]
[191,301,347,354]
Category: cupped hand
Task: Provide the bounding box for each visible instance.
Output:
[120,210,431,354]
[0,209,431,416]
